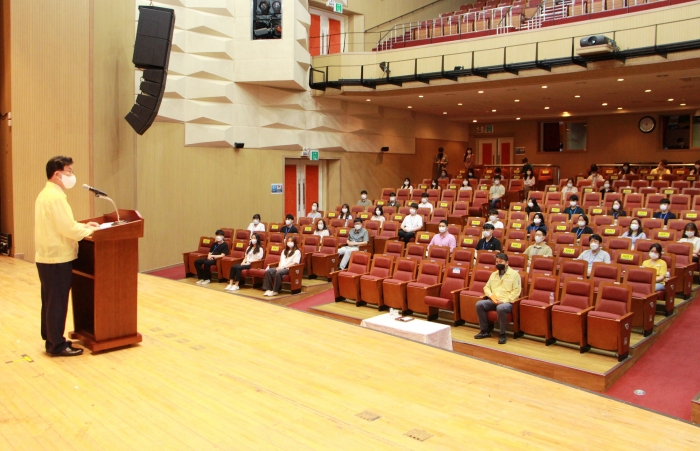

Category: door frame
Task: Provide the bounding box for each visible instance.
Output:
[477,137,514,166]
[285,159,325,219]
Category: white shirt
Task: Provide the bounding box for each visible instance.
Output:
[419,201,434,212]
[307,211,322,220]
[577,249,611,275]
[278,249,301,269]
[243,247,264,265]
[679,236,700,255]
[487,220,504,229]
[247,222,265,232]
[313,229,330,237]
[562,186,578,194]
[401,214,423,232]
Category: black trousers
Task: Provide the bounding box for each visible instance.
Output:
[229,264,251,283]
[398,230,415,244]
[37,261,73,354]
[194,258,217,280]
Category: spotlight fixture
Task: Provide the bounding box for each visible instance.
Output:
[234,142,245,148]
[454,66,464,71]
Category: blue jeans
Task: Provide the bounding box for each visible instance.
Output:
[489,198,501,210]
[655,283,665,291]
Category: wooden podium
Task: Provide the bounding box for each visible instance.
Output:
[70,209,144,352]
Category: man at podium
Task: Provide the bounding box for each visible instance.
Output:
[35,156,99,357]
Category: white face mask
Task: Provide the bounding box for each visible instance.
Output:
[409,209,416,215]
[533,218,541,225]
[613,204,620,210]
[494,180,500,185]
[590,242,599,251]
[317,223,323,230]
[570,201,577,207]
[528,202,534,208]
[630,223,639,231]
[60,172,77,189]
[463,181,468,186]
[361,194,367,200]
[649,252,659,260]
[483,231,492,238]
[567,183,573,188]
[342,208,348,213]
[489,216,497,222]
[311,205,317,211]
[286,241,294,248]
[253,219,260,224]
[354,224,362,230]
[286,219,292,225]
[535,235,544,243]
[390,197,396,201]
[660,204,668,211]
[421,199,428,203]
[604,184,610,189]
[686,231,696,238]
[215,236,223,242]
[438,226,447,233]
[375,210,381,216]
[251,238,257,245]
[578,221,586,228]
[404,181,409,186]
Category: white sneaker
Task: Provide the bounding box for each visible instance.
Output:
[263,290,272,296]
[195,280,203,285]
[201,280,211,285]
[231,285,240,291]
[271,292,278,296]
[224,285,233,291]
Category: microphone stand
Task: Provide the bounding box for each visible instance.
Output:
[93,193,127,225]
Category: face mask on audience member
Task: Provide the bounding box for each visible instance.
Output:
[410,208,416,215]
[495,263,506,272]
[215,235,223,242]
[534,218,541,225]
[354,224,362,231]
[286,241,294,248]
[535,235,544,244]
[483,230,492,238]
[311,205,317,211]
[570,201,577,207]
[438,226,447,233]
[286,219,293,225]
[604,183,610,189]
[361,194,367,200]
[404,181,410,186]
[623,166,629,171]
[421,198,428,203]
[660,204,668,211]
[494,180,500,185]
[686,230,695,238]
[489,215,497,223]
[567,183,573,188]
[390,196,396,202]
[251,238,257,245]
[253,219,260,225]
[375,210,381,216]
[578,220,586,228]
[649,251,659,260]
[463,181,468,186]
[590,242,600,251]
[528,202,534,208]
[342,208,348,213]
[317,223,324,230]
[630,223,639,231]
[613,204,620,210]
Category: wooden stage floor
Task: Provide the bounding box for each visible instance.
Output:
[2,256,700,450]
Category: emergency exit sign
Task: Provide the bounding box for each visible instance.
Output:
[310,150,319,161]
[334,2,343,13]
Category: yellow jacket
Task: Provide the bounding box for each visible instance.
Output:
[483,267,522,303]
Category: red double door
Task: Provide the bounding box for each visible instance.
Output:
[284,161,320,219]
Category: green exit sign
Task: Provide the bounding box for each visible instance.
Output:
[310,150,319,161]
[334,2,343,13]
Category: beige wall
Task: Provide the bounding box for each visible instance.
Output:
[468,112,700,180]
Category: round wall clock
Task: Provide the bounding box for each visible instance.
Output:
[638,116,655,133]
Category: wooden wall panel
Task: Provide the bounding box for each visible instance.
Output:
[0,0,13,242]
[10,0,92,260]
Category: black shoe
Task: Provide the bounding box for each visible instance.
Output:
[498,335,507,345]
[50,346,84,357]
[474,331,491,339]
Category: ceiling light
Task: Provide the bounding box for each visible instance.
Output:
[366,99,371,102]
[645,89,651,92]
[407,106,412,108]
[542,85,547,89]
[478,91,484,94]
[419,95,424,98]
[443,112,447,115]
[516,117,521,120]
[562,112,571,117]
[680,103,686,106]
[575,95,580,98]
[617,107,622,110]
[544,107,549,110]
[458,103,463,106]
[514,99,520,102]
[668,98,674,101]
[602,103,608,106]
[617,78,624,81]
[492,109,497,112]
[473,119,477,123]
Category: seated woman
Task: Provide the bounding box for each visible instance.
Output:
[642,243,668,291]
[600,180,614,200]
[690,159,700,176]
[438,170,450,181]
[679,222,700,263]
[225,233,264,292]
[314,219,330,237]
[307,201,322,220]
[465,168,477,180]
[247,214,265,232]
[618,162,635,178]
[561,178,578,195]
[399,177,413,195]
[571,214,593,242]
[523,168,536,196]
[430,179,441,190]
[371,205,386,223]
[620,218,646,249]
[262,236,301,297]
[609,199,626,220]
[526,212,547,235]
[525,198,541,214]
[338,203,353,227]
[459,179,472,191]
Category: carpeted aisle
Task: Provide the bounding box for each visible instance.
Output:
[287,289,335,311]
[607,297,700,421]
[146,264,186,280]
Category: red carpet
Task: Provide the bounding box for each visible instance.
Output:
[287,289,335,311]
[145,264,186,281]
[607,296,700,421]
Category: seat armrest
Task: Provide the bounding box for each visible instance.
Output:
[268,262,280,269]
[615,312,634,323]
[576,306,595,316]
[248,260,265,269]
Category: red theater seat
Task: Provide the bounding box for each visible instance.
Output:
[586,282,634,362]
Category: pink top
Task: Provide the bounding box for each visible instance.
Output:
[429,232,457,251]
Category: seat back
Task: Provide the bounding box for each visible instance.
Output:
[641,217,663,230]
[263,243,284,266]
[391,257,417,281]
[380,221,400,237]
[234,229,251,241]
[530,255,557,277]
[561,279,595,310]
[605,237,632,251]
[384,240,405,258]
[591,262,621,288]
[197,236,214,253]
[451,248,474,265]
[476,250,497,266]
[623,193,644,210]
[553,232,576,245]
[634,239,661,254]
[230,240,249,259]
[468,267,493,293]
[416,261,443,285]
[302,235,321,254]
[623,267,655,296]
[644,194,664,211]
[650,228,677,242]
[555,244,582,259]
[603,192,622,209]
[582,192,602,207]
[437,264,470,298]
[545,191,562,206]
[592,215,614,227]
[529,274,560,303]
[670,194,691,211]
[364,220,381,237]
[346,251,371,275]
[415,232,433,245]
[612,249,642,268]
[666,219,688,234]
[318,236,339,254]
[558,259,587,283]
[458,235,478,249]
[369,254,394,278]
[405,243,426,263]
[268,232,284,244]
[665,241,694,267]
[598,225,622,237]
[506,252,527,272]
[595,282,632,316]
[427,245,450,264]
[504,239,526,253]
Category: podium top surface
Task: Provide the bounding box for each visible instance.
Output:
[81,209,144,242]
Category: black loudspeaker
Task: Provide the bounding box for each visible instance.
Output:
[253,0,282,40]
[125,6,175,135]
[579,35,612,47]
[381,147,389,152]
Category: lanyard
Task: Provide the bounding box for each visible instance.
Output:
[576,227,586,238]
[482,239,490,250]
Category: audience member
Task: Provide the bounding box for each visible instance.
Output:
[339,203,353,226]
[571,214,593,240]
[521,158,533,174]
[563,195,584,219]
[429,220,456,251]
[489,175,505,209]
[371,206,386,223]
[600,180,614,199]
[400,178,413,195]
[618,162,635,177]
[473,253,522,344]
[527,212,547,234]
[337,218,369,270]
[398,203,423,243]
[577,234,610,276]
[476,223,502,252]
[642,243,668,291]
[419,193,434,212]
[307,202,322,220]
[387,192,400,207]
[525,198,541,214]
[486,209,504,229]
[609,199,626,219]
[679,223,700,262]
[194,229,229,285]
[466,168,477,180]
[438,170,449,181]
[650,159,670,175]
[620,218,646,249]
[562,178,578,194]
[460,179,472,192]
[434,147,449,178]
[588,165,604,184]
[653,198,676,224]
[314,219,330,237]
[523,167,536,196]
[690,159,700,176]
[225,233,264,292]
[262,236,301,297]
[524,229,553,260]
[356,190,372,208]
[430,179,440,190]
[280,214,298,237]
[463,147,474,171]
[247,214,266,232]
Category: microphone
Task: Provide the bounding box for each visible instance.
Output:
[82,184,108,197]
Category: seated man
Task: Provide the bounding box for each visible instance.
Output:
[587,164,604,184]
[428,220,456,252]
[194,229,229,285]
[524,229,553,261]
[653,198,676,224]
[563,194,584,219]
[418,192,434,213]
[486,209,504,229]
[576,234,611,276]
[398,203,423,244]
[338,218,369,270]
[474,253,522,344]
[476,223,502,252]
[650,159,671,175]
[386,192,400,207]
[280,214,298,238]
[356,190,373,208]
[488,175,505,209]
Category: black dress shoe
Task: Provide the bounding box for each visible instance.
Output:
[474,331,491,339]
[498,335,507,345]
[50,346,84,357]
